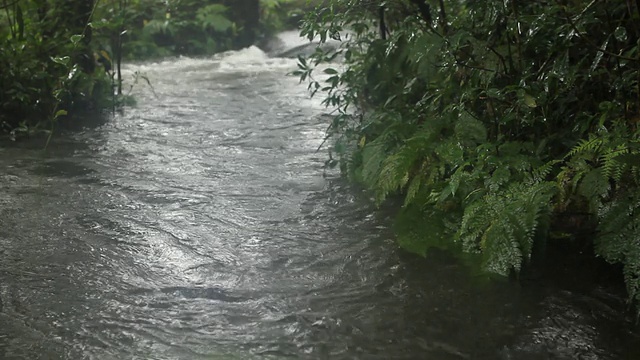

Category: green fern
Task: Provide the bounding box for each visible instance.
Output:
[565,137,604,159]
[601,144,629,181]
[560,133,640,212]
[596,194,640,317]
[456,181,556,275]
[404,172,423,206]
[375,140,423,203]
[529,160,561,183]
[576,168,611,212]
[454,112,487,146]
[562,134,640,315]
[370,122,442,204]
[359,140,388,188]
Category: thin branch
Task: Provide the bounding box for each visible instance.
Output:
[437,62,496,73]
[487,45,508,74]
[438,0,447,33]
[557,0,637,62]
[379,4,387,40]
[510,0,523,70]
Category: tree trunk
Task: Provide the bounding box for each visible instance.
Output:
[225,0,260,48]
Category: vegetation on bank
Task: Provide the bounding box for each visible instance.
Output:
[0,0,309,137]
[0,0,111,137]
[297,0,640,315]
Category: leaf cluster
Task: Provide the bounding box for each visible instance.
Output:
[297,0,640,313]
[1,0,114,136]
[91,0,314,59]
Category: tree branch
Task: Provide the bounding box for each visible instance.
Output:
[438,0,447,33]
[379,4,387,40]
[557,0,637,62]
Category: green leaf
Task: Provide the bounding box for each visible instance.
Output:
[523,93,537,108]
[70,34,84,45]
[196,4,233,32]
[614,26,628,43]
[51,56,71,66]
[54,110,68,118]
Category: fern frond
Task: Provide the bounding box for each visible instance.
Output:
[360,141,388,188]
[482,220,523,275]
[373,124,441,203]
[566,137,603,159]
[404,174,423,206]
[576,168,610,212]
[601,144,629,182]
[375,141,422,203]
[458,199,495,253]
[596,193,640,316]
[529,160,561,183]
[456,181,556,275]
[454,112,487,146]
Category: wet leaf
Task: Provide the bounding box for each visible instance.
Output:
[524,93,537,108]
[590,36,609,74]
[70,34,83,45]
[51,56,71,66]
[614,26,627,43]
[358,136,366,148]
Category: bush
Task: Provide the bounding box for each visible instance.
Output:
[0,0,114,136]
[296,0,640,314]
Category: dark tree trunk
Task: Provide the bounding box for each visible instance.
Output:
[225,0,260,47]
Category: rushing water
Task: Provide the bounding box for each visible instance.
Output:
[1,33,639,359]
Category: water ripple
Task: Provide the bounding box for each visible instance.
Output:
[0,45,639,360]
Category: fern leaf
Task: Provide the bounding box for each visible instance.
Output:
[360,141,387,188]
[566,137,603,159]
[577,168,610,212]
[456,182,555,275]
[596,194,640,316]
[530,160,561,183]
[601,144,629,182]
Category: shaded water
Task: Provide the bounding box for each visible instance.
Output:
[1,33,639,359]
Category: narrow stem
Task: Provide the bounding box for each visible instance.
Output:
[438,0,447,33]
[2,0,16,40]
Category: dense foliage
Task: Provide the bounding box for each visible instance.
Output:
[297,0,640,313]
[1,0,307,136]
[0,0,112,137]
[93,0,309,60]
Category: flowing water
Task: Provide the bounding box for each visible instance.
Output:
[1,33,639,359]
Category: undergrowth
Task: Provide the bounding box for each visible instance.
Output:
[295,0,640,316]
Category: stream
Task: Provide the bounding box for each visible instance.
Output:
[1,32,639,359]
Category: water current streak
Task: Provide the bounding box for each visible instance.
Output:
[1,35,639,359]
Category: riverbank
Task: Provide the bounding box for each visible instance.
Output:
[0,0,314,138]
[1,48,639,355]
[296,0,640,320]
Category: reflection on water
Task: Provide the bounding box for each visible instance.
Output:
[1,33,639,359]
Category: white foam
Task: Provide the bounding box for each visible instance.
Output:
[216,46,297,72]
[275,30,314,51]
[122,46,298,79]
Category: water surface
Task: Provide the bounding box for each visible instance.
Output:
[1,34,639,359]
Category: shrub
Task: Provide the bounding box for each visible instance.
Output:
[296,0,640,314]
